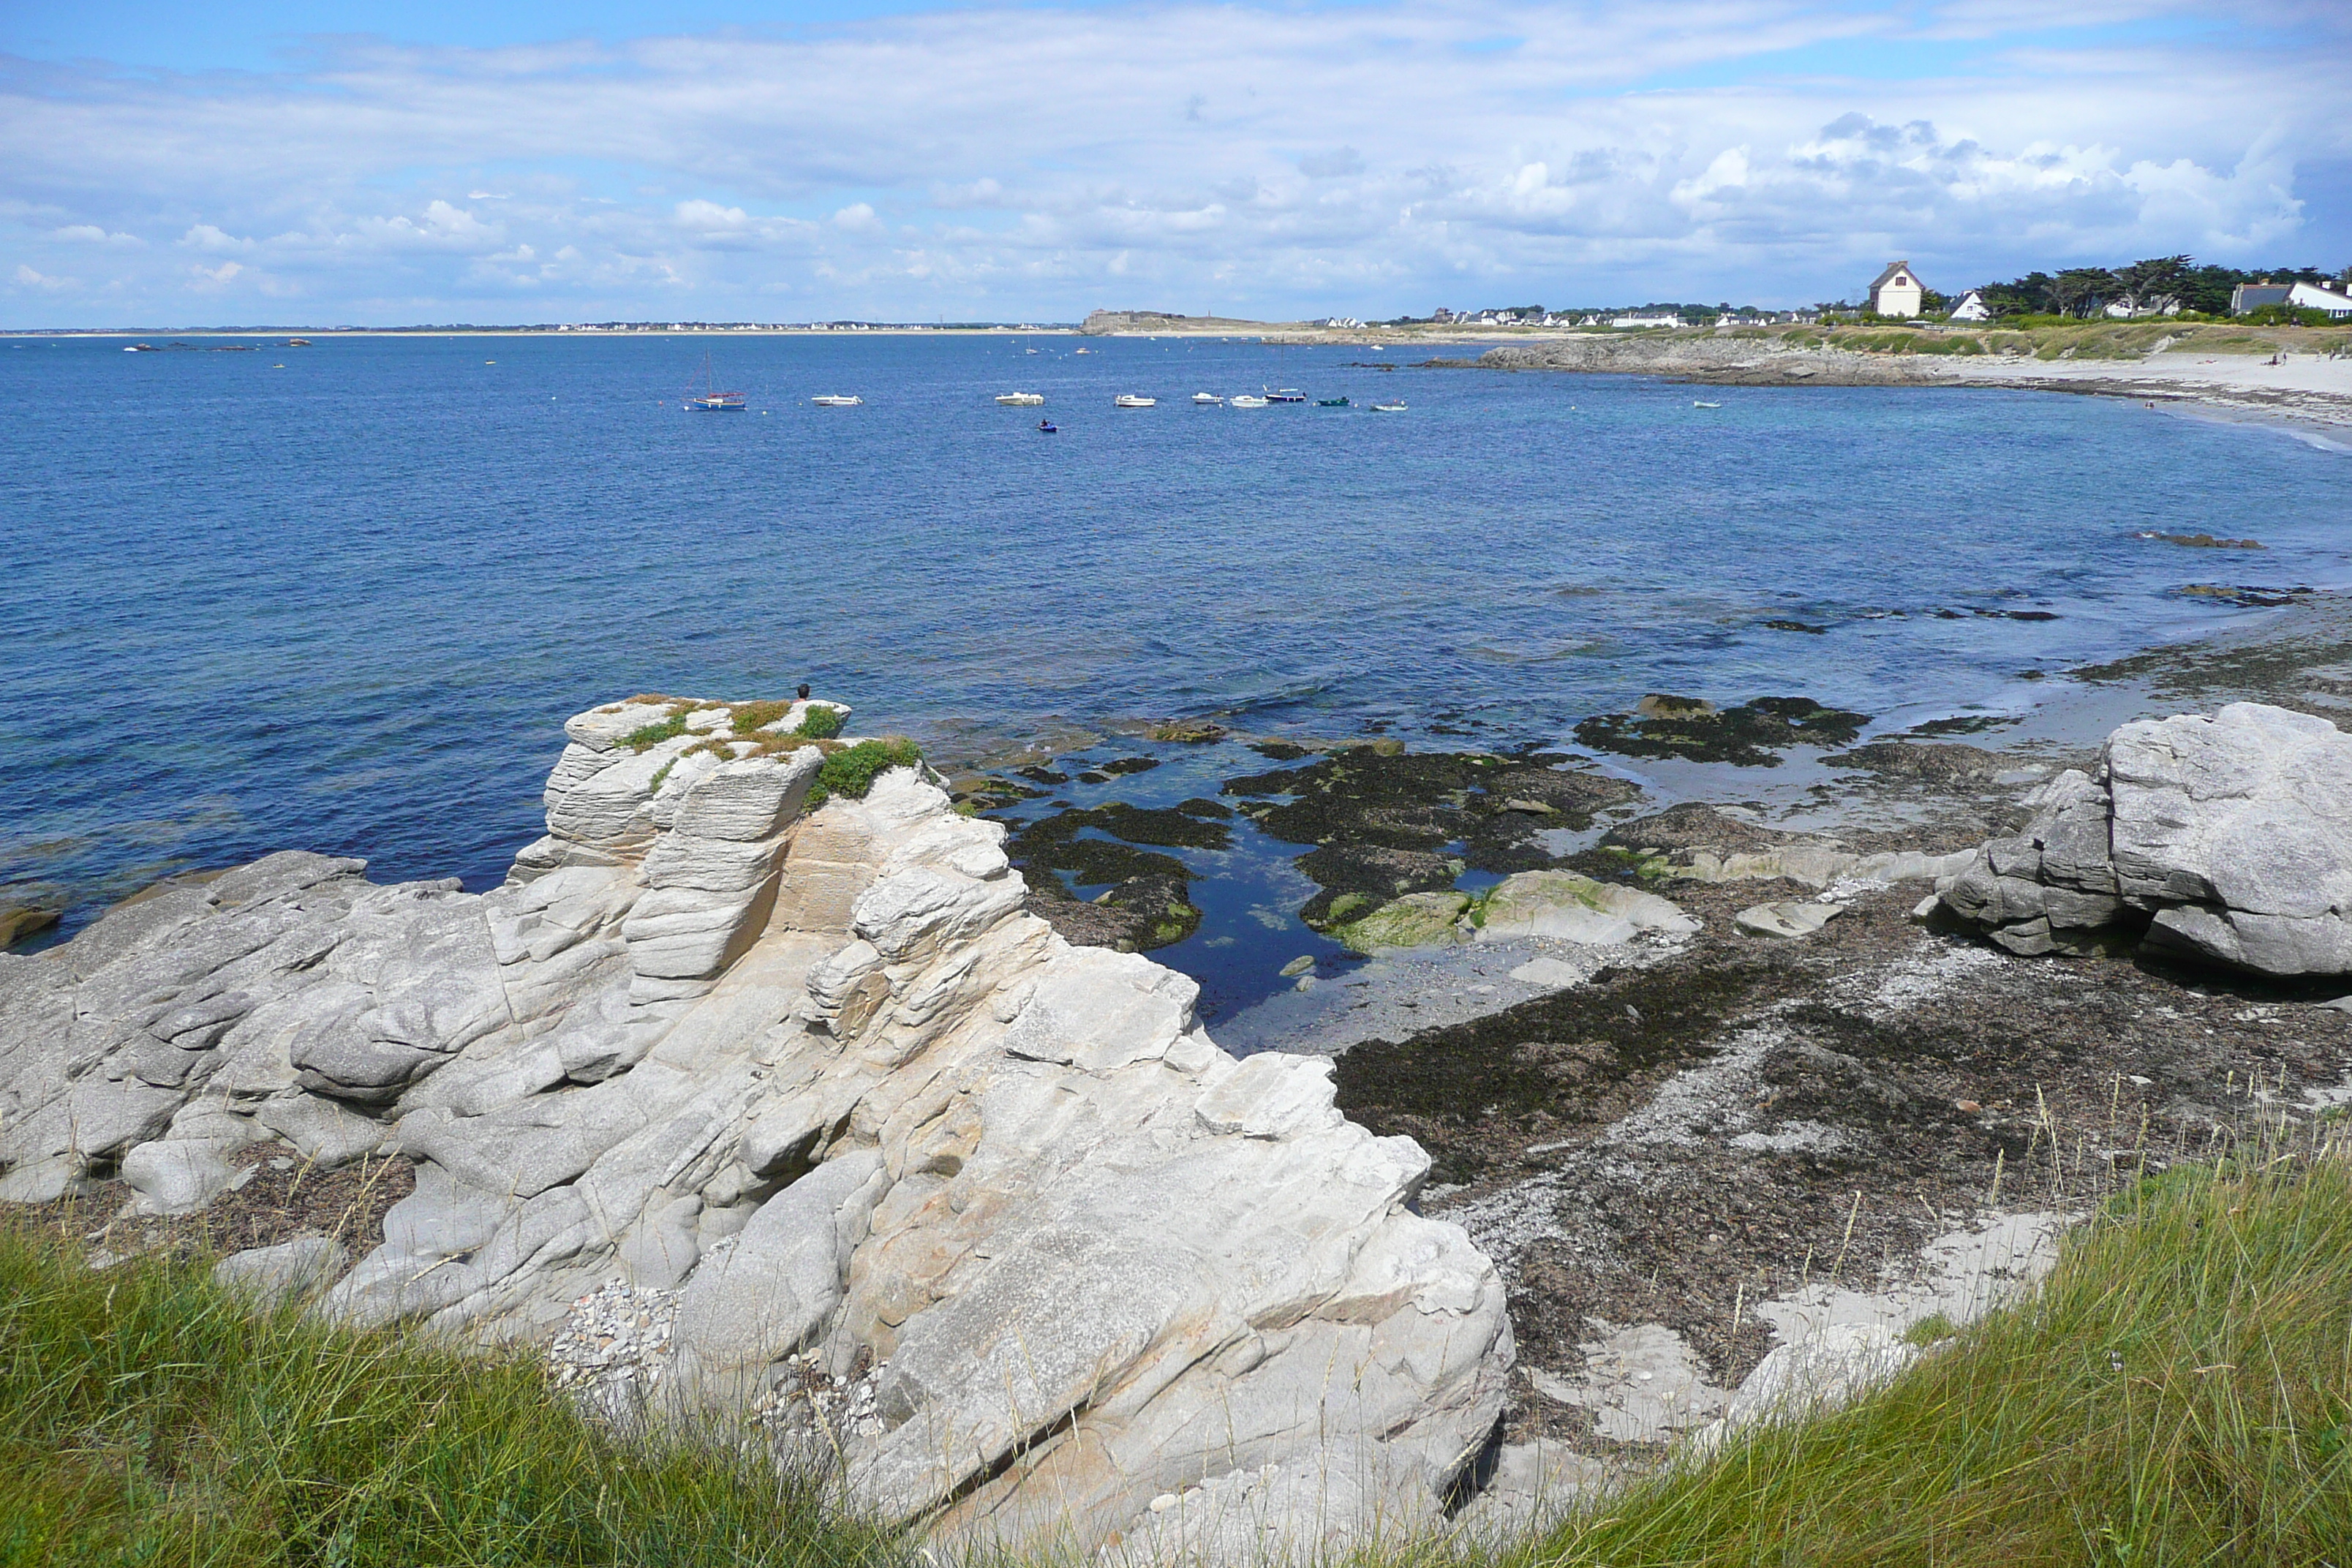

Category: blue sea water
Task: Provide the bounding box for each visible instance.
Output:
[5,331,2350,1017]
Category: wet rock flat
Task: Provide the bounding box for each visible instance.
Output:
[1335,836,2352,1460]
[1218,743,1640,930]
[1573,695,1870,768]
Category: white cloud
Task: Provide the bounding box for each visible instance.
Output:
[50,224,143,246]
[676,199,750,231]
[180,223,254,252]
[0,0,2344,321]
[12,263,75,289]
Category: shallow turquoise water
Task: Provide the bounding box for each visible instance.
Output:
[4,331,2348,1008]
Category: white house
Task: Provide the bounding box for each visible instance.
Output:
[2290,282,2352,318]
[2231,280,2352,317]
[1610,312,1682,330]
[1869,261,1926,318]
[1949,289,1991,323]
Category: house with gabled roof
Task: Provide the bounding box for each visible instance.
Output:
[1869,260,1925,318]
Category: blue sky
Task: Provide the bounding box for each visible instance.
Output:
[4,1,2348,325]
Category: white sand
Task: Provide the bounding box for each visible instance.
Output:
[1933,349,2352,429]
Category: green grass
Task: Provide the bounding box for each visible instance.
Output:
[728,701,845,741]
[1497,1153,2352,1567]
[4,1145,2343,1567]
[804,739,923,810]
[0,1221,899,1568]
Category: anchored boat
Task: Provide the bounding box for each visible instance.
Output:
[1113,394,1156,408]
[682,351,747,411]
[811,394,864,407]
[1229,394,1270,408]
[1316,396,1350,407]
[1265,388,1307,403]
[996,392,1046,406]
[1192,392,1224,405]
[1371,401,1407,412]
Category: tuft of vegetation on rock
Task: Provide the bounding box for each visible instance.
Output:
[622,711,690,751]
[794,706,848,740]
[729,699,794,734]
[807,738,924,809]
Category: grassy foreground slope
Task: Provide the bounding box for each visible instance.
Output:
[1512,1153,2352,1568]
[2,1153,2347,1567]
[0,1222,896,1568]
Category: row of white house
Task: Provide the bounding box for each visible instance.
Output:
[1869,260,2352,322]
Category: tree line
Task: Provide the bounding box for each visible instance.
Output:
[1958,256,2351,319]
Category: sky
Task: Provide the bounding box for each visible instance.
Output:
[4,1,2349,325]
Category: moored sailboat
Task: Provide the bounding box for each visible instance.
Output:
[682,351,747,411]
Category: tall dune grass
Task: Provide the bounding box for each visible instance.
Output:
[1488,1151,2352,1567]
[4,1147,2347,1567]
[0,1222,899,1568]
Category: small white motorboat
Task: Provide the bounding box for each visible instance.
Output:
[1192,392,1223,405]
[1113,394,1156,408]
[1692,400,1722,409]
[1370,401,1407,412]
[1229,394,1270,408]
[811,394,863,407]
[996,392,1046,406]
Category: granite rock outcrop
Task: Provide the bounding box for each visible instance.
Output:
[1940,702,2352,973]
[0,695,1512,1558]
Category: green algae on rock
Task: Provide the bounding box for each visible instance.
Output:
[1331,891,1473,952]
[1222,742,1641,928]
[1000,801,1229,951]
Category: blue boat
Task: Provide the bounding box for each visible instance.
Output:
[1037,420,1058,434]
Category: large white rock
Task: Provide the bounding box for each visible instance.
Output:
[0,693,1512,1561]
[1943,704,2352,974]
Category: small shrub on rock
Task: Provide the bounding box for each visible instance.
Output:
[794,704,848,740]
[807,738,924,809]
[623,712,689,751]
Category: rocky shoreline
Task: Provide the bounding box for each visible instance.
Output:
[10,595,2352,1548]
[1462,327,2352,430]
[946,597,2352,1488]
